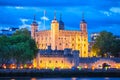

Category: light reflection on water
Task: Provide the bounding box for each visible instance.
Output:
[0,77,119,80]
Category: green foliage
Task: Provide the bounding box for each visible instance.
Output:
[92,31,120,57]
[0,28,38,64]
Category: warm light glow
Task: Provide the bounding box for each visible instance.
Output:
[3,64,6,69]
[10,64,16,69]
[31,78,37,80]
[84,65,88,69]
[20,66,23,69]
[92,66,95,71]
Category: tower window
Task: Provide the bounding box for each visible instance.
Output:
[72,44,74,46]
[84,44,86,47]
[84,51,86,54]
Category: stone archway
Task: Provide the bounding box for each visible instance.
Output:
[92,59,117,69]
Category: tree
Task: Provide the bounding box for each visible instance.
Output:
[92,31,120,57]
[10,28,38,64]
[0,28,38,66]
[0,36,11,64]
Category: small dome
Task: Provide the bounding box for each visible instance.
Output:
[81,19,86,23]
[52,19,58,23]
[32,21,38,26]
[59,20,64,25]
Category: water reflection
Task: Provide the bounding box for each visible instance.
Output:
[0,77,120,80]
[72,78,76,80]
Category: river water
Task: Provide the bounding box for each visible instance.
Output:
[0,77,120,80]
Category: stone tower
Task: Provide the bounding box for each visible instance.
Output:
[80,12,88,57]
[59,13,64,30]
[51,11,59,50]
[31,15,38,39]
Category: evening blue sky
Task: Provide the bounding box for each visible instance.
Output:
[0,0,120,40]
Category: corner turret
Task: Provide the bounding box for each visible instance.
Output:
[31,14,38,39]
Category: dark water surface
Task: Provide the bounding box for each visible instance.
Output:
[0,77,120,80]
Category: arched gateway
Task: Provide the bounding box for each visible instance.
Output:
[92,59,117,69]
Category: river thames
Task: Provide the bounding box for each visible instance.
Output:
[0,77,120,80]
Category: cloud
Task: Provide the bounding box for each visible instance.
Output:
[100,11,112,16]
[15,6,24,9]
[20,18,29,24]
[19,18,30,30]
[110,7,120,14]
[41,16,49,21]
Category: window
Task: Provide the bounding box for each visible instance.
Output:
[84,51,86,54]
[84,44,86,47]
[49,60,51,63]
[59,43,62,45]
[61,61,63,63]
[72,44,74,46]
[56,61,58,63]
[40,60,42,63]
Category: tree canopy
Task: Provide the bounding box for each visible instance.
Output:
[0,28,38,65]
[92,31,120,57]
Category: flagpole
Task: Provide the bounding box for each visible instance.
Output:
[44,10,46,30]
